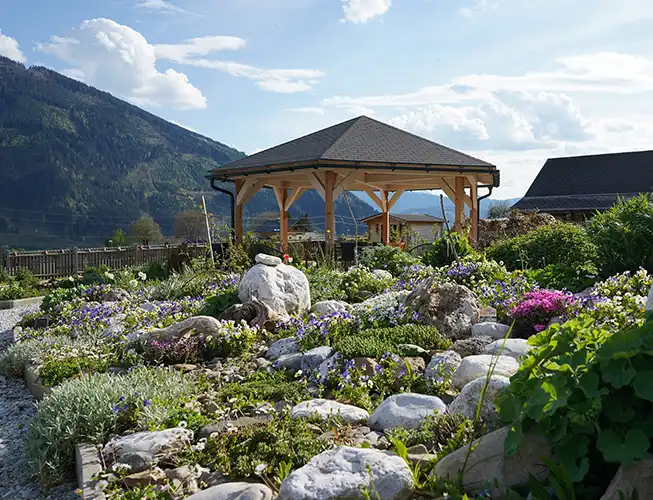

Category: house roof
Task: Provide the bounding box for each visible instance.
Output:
[513,150,653,212]
[210,116,498,186]
[359,213,444,223]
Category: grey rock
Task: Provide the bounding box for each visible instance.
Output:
[255,253,282,266]
[452,336,494,357]
[425,350,462,385]
[278,446,413,500]
[448,376,511,425]
[315,354,342,384]
[372,269,393,281]
[312,300,349,316]
[103,428,193,461]
[117,451,156,473]
[433,426,551,495]
[266,337,300,361]
[185,482,273,500]
[274,353,303,372]
[452,355,519,389]
[239,262,311,316]
[600,459,653,500]
[483,338,534,362]
[471,322,511,339]
[369,393,447,431]
[647,284,653,311]
[291,399,370,425]
[199,416,271,439]
[301,346,335,372]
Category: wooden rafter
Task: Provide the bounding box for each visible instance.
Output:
[285,187,305,211]
[306,172,326,199]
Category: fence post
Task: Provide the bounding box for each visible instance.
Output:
[2,246,10,274]
[72,246,80,275]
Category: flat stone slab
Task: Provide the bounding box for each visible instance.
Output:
[291,399,369,425]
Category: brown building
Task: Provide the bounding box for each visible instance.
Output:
[513,150,653,221]
[360,213,444,244]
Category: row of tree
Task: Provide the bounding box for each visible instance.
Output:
[106,211,209,247]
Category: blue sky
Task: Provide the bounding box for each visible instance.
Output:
[1,0,653,198]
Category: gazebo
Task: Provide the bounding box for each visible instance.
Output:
[208,116,499,252]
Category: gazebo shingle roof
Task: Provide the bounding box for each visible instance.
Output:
[514,150,653,212]
[217,115,495,172]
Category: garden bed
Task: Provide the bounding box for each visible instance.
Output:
[0,295,44,310]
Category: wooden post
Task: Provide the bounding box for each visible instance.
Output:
[273,186,290,253]
[454,176,465,233]
[2,246,10,274]
[382,190,390,245]
[202,196,215,264]
[469,180,479,244]
[72,246,79,275]
[234,179,244,246]
[324,171,337,251]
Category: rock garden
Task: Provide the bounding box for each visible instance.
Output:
[4,197,653,500]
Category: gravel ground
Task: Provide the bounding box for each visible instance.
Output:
[0,306,77,500]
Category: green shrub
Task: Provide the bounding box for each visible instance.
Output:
[183,414,328,481]
[387,412,482,456]
[524,262,599,292]
[339,267,393,303]
[332,324,451,359]
[360,246,420,276]
[487,222,598,271]
[304,266,346,302]
[41,287,81,313]
[214,370,311,412]
[201,292,239,318]
[436,258,510,289]
[587,194,653,276]
[422,232,474,268]
[27,367,200,485]
[496,313,653,493]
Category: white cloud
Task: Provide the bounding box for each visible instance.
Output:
[0,30,26,63]
[341,0,391,23]
[460,0,498,19]
[154,36,245,61]
[162,58,325,93]
[285,107,326,114]
[137,0,187,13]
[37,18,207,109]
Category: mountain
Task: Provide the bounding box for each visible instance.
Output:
[354,191,520,221]
[0,56,374,249]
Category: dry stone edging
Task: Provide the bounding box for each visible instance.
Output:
[0,295,44,310]
[24,361,52,400]
[75,442,106,500]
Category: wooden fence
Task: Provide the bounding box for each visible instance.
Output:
[1,244,207,279]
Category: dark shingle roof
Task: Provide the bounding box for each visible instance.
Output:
[360,213,444,223]
[219,116,494,171]
[513,150,653,212]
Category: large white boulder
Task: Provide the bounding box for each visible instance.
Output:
[452,355,519,389]
[239,257,310,316]
[277,446,413,500]
[424,350,462,385]
[448,376,510,424]
[483,339,533,362]
[369,393,446,431]
[433,426,551,495]
[291,399,369,425]
[185,482,273,500]
[103,428,193,461]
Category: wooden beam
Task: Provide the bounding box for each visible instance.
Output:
[382,190,390,245]
[363,188,386,211]
[324,171,337,251]
[333,171,357,199]
[272,186,284,211]
[441,178,472,208]
[234,179,244,246]
[387,190,404,211]
[306,172,326,200]
[363,174,435,183]
[236,178,262,206]
[280,188,289,253]
[469,180,478,244]
[454,176,465,233]
[285,187,305,211]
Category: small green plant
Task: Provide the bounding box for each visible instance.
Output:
[339,267,393,303]
[422,232,475,268]
[360,246,420,277]
[181,414,328,481]
[524,262,598,293]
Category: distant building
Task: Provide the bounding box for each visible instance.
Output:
[253,214,313,239]
[513,150,653,221]
[360,213,444,244]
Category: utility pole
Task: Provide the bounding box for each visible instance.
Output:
[202,196,215,265]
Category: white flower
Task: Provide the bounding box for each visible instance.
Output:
[178,420,188,428]
[129,279,138,288]
[112,463,132,473]
[254,463,268,476]
[138,272,147,281]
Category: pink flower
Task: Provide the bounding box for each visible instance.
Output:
[534,324,547,332]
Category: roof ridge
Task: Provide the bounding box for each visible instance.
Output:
[547,149,653,161]
[327,115,494,167]
[319,116,368,159]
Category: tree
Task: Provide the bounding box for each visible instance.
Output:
[105,228,128,247]
[487,201,512,219]
[128,216,164,245]
[173,211,206,242]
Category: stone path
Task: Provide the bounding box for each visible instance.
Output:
[0,307,76,500]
